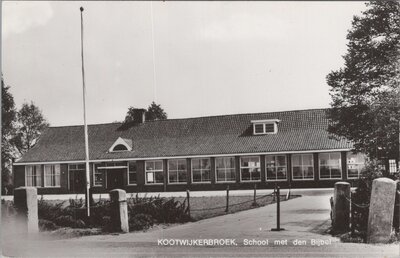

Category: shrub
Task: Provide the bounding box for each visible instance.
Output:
[38,197,111,229]
[39,219,59,231]
[128,196,190,224]
[55,215,77,227]
[37,194,190,232]
[1,200,16,218]
[38,197,66,221]
[129,213,154,231]
[350,160,384,240]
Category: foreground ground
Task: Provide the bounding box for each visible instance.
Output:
[2,189,398,257]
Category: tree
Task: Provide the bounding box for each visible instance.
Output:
[124,102,167,124]
[327,1,400,162]
[12,102,50,156]
[146,101,167,121]
[1,78,16,194]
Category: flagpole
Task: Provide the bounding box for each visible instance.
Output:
[80,6,91,217]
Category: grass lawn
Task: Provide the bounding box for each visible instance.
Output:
[174,194,299,221]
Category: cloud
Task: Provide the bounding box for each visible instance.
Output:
[2,2,54,39]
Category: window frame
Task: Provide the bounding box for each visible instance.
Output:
[253,122,277,135]
[347,152,367,179]
[191,158,211,184]
[68,163,86,190]
[93,163,104,187]
[291,154,315,181]
[112,144,129,152]
[167,159,187,184]
[215,156,236,183]
[25,165,42,187]
[318,152,342,180]
[127,161,137,185]
[265,155,288,181]
[44,164,61,188]
[145,160,164,185]
[240,156,261,182]
[389,159,397,174]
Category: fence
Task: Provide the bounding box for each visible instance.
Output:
[4,185,293,235]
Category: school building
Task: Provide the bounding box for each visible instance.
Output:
[13,108,372,194]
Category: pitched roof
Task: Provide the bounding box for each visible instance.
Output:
[16,108,353,163]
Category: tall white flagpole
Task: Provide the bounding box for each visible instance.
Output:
[80,6,91,217]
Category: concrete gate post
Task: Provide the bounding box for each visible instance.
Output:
[367,178,397,243]
[109,189,129,233]
[332,182,351,233]
[13,187,39,234]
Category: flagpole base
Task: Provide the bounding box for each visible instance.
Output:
[271,228,285,231]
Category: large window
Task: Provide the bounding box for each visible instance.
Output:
[319,152,342,179]
[266,155,287,181]
[292,154,314,180]
[347,152,367,179]
[240,156,261,181]
[192,158,211,183]
[145,160,164,184]
[215,157,236,182]
[25,165,42,187]
[168,159,187,184]
[128,161,137,185]
[44,164,61,187]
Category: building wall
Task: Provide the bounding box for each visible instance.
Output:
[14,151,364,194]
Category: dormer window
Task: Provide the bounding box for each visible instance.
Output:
[109,137,133,152]
[113,144,128,151]
[251,119,280,135]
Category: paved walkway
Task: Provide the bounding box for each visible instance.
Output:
[3,193,399,257]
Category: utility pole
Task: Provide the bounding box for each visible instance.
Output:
[80,6,91,217]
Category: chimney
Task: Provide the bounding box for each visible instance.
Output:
[133,108,146,124]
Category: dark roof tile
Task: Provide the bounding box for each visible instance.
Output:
[16,108,353,163]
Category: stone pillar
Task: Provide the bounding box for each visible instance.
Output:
[14,187,39,234]
[367,178,397,243]
[332,182,350,233]
[109,189,129,233]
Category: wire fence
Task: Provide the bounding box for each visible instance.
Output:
[189,192,276,212]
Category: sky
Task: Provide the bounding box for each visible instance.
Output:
[2,1,367,126]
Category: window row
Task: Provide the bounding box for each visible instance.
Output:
[141,152,367,184]
[24,152,367,187]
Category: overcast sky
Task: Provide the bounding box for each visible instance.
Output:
[2,1,367,126]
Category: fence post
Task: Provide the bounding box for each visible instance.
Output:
[14,187,39,234]
[225,186,229,212]
[397,189,400,233]
[252,183,257,206]
[367,178,396,243]
[186,189,191,218]
[332,182,351,233]
[109,189,129,233]
[271,186,284,231]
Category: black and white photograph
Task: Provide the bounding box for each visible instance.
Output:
[1,1,400,257]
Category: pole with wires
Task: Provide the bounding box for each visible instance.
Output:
[80,6,91,217]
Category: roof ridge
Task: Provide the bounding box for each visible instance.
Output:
[49,122,123,129]
[47,107,329,128]
[162,107,329,122]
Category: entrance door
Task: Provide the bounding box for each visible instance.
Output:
[69,170,86,193]
[107,169,125,190]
